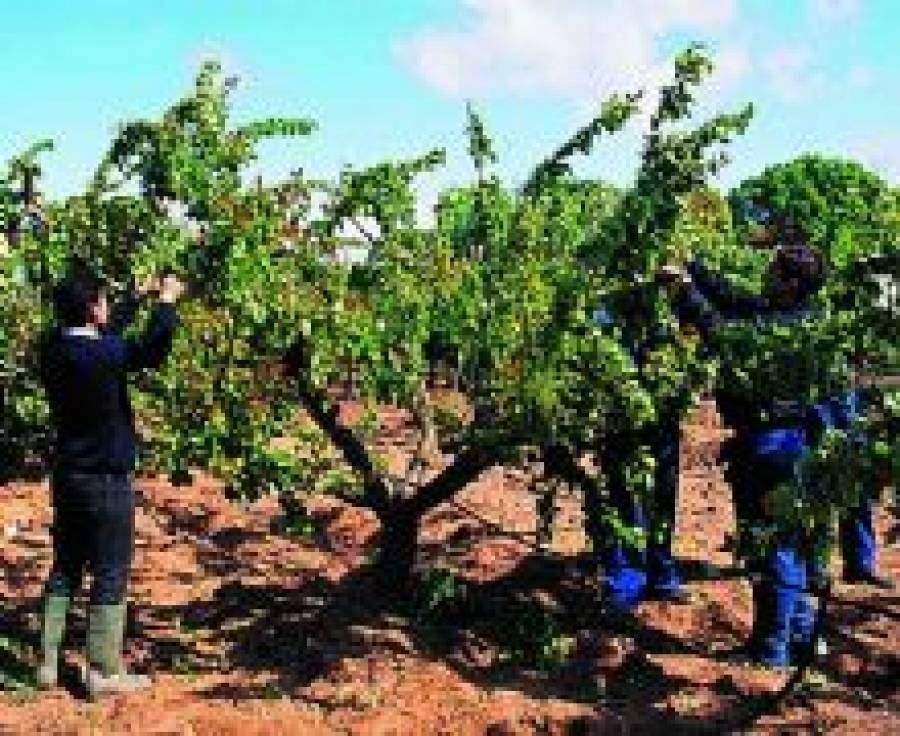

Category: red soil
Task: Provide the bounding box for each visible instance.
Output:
[1,401,897,734]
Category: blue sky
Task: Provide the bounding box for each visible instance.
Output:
[1,0,897,219]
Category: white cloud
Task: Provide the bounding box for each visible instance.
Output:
[761,47,878,103]
[808,0,865,24]
[701,44,750,102]
[396,0,741,101]
[762,45,824,102]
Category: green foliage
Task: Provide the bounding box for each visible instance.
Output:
[319,148,446,241]
[493,605,576,671]
[465,102,497,177]
[1,46,893,579]
[709,248,897,553]
[670,188,768,291]
[0,147,55,482]
[523,91,642,196]
[729,154,897,266]
[413,565,468,622]
[713,312,853,422]
[0,634,36,692]
[0,139,53,225]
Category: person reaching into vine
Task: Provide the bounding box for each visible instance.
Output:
[36,260,183,699]
[660,228,832,668]
[589,300,689,609]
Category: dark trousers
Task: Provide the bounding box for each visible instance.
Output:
[840,496,877,576]
[723,434,768,561]
[810,389,878,576]
[648,431,680,579]
[45,471,135,605]
[599,422,681,592]
[806,495,877,580]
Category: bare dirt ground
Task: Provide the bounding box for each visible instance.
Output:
[1,400,897,735]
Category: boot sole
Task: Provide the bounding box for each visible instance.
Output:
[86,670,152,702]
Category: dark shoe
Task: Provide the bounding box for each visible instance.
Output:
[843,571,895,590]
[790,637,827,664]
[727,640,761,667]
[808,570,832,596]
[647,587,692,604]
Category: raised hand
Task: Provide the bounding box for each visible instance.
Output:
[135,275,160,297]
[159,274,186,304]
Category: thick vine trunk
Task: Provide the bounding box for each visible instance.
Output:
[373,442,504,594]
[286,336,510,594]
[374,503,419,595]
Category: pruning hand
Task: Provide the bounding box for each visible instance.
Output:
[159,274,186,304]
[135,275,160,297]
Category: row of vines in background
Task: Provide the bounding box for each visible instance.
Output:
[1,46,897,588]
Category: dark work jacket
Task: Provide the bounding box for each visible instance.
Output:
[680,259,782,336]
[594,263,741,365]
[675,259,818,435]
[39,291,177,475]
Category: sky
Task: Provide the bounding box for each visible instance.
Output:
[1,0,897,223]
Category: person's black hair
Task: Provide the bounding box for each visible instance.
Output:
[52,258,107,328]
[775,215,805,246]
[773,242,826,302]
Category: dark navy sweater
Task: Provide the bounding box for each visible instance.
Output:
[39,292,177,475]
[676,259,821,432]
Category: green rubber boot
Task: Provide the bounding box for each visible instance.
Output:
[85,603,150,701]
[36,594,70,689]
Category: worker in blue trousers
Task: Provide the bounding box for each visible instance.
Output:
[594,422,686,608]
[789,385,895,663]
[665,237,833,667]
[591,301,689,609]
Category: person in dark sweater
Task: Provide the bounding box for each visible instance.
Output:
[676,243,893,652]
[36,260,182,699]
[664,239,840,667]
